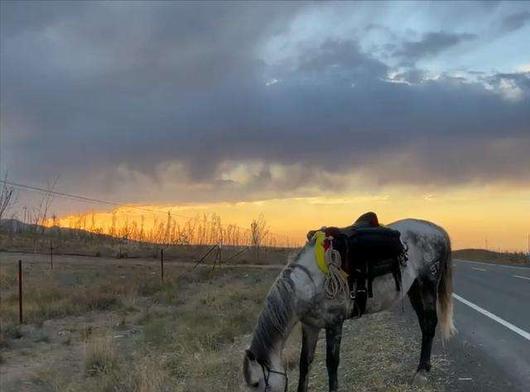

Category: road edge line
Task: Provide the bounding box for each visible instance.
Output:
[455,259,530,271]
[452,293,530,341]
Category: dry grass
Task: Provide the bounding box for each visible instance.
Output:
[84,334,118,376]
[1,277,121,326]
[0,229,295,264]
[133,355,171,392]
[0,252,450,392]
[0,264,17,289]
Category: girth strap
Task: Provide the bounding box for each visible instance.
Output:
[348,257,403,319]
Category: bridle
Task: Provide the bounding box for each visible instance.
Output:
[260,362,288,392]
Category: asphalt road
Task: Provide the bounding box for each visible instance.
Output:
[448,259,530,391]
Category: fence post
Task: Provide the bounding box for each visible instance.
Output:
[50,240,54,270]
[18,259,23,324]
[160,248,164,283]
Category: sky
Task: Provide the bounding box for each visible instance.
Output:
[1,1,529,250]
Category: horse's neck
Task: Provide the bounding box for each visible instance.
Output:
[265,318,298,370]
[250,246,324,367]
[289,246,325,300]
[249,267,301,367]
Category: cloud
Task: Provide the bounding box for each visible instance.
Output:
[1,2,529,204]
[500,10,530,32]
[296,39,388,79]
[485,72,530,101]
[395,31,476,65]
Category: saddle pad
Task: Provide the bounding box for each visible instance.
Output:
[313,231,329,275]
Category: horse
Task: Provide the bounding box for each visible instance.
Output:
[243,214,455,392]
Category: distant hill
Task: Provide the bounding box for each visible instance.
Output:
[453,248,529,266]
[0,218,38,232]
[0,218,159,258]
[0,218,115,240]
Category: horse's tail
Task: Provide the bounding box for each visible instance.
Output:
[437,233,456,341]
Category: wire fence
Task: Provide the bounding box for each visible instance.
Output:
[10,241,269,325]
[0,177,302,329]
[0,179,301,262]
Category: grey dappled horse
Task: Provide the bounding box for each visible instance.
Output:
[243,218,455,392]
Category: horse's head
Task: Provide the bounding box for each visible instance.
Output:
[243,349,287,392]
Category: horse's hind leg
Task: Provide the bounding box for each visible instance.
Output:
[297,323,320,392]
[408,278,438,377]
[325,322,344,392]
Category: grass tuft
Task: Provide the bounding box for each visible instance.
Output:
[84,335,118,376]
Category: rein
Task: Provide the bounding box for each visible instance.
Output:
[260,362,288,392]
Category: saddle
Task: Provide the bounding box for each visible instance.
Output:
[308,212,407,318]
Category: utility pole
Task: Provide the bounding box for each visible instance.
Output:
[160,248,164,283]
[18,260,23,324]
[50,240,54,270]
[527,233,529,260]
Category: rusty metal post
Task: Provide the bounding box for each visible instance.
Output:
[50,240,53,270]
[160,248,164,282]
[18,259,23,324]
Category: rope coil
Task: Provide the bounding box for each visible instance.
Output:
[324,238,349,299]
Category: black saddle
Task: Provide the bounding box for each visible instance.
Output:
[308,212,407,318]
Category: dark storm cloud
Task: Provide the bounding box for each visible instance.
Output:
[500,10,530,32]
[395,32,476,65]
[1,2,529,203]
[297,40,388,79]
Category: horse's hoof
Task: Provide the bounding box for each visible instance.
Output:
[412,370,428,385]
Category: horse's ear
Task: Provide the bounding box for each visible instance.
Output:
[243,349,260,386]
[245,349,256,361]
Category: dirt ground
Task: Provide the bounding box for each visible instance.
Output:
[1,252,453,391]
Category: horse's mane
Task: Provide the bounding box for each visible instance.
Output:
[249,247,310,364]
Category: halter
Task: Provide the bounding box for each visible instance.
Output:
[260,362,288,392]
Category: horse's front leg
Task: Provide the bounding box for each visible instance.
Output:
[325,321,344,392]
[297,323,320,392]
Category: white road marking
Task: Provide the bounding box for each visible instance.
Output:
[513,275,530,281]
[471,267,487,272]
[453,293,530,341]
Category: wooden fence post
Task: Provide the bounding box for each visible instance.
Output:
[50,240,54,270]
[18,259,23,324]
[160,248,164,282]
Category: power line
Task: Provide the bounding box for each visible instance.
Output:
[0,179,161,214]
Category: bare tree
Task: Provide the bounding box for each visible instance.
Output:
[32,176,58,233]
[250,213,269,261]
[0,176,15,222]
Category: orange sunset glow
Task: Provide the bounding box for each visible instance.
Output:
[50,183,530,251]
